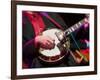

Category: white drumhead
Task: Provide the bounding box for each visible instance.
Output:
[40,46,60,57]
[40,29,62,57]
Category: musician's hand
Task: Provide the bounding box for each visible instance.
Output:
[35,35,55,49]
[84,17,89,28]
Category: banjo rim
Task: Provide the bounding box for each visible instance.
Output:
[38,28,69,63]
[38,54,65,63]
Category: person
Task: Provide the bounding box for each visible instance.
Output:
[22,11,89,68]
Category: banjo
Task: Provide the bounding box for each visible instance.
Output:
[39,18,86,63]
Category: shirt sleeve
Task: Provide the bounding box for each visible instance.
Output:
[22,13,39,67]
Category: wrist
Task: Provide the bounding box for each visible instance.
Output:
[34,36,41,48]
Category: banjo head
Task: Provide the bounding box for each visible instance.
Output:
[39,28,68,63]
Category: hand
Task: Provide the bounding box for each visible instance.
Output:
[84,18,89,28]
[35,35,55,49]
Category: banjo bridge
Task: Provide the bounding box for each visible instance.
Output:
[57,37,70,52]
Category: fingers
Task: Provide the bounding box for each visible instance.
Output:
[38,35,55,49]
[84,18,89,28]
[46,40,55,49]
[47,36,55,49]
[40,41,55,49]
[41,36,55,49]
[47,36,55,44]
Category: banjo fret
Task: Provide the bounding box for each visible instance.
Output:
[65,19,84,35]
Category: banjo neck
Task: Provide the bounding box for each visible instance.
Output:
[64,19,85,36]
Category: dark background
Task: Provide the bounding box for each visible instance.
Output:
[59,13,85,27]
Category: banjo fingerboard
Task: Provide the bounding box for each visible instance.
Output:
[65,19,85,35]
